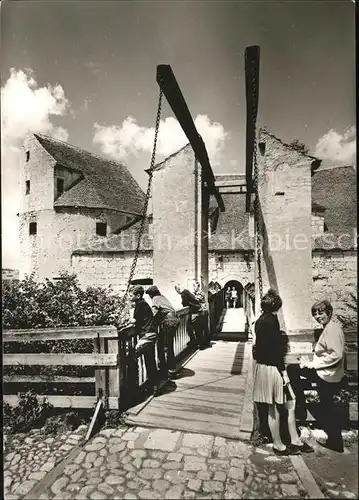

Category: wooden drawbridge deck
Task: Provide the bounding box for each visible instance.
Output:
[125,337,253,440]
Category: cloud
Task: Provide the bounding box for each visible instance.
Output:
[1,68,69,147]
[1,68,71,268]
[314,126,356,165]
[93,114,228,166]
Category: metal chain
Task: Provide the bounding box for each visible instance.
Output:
[119,88,163,312]
[251,70,263,301]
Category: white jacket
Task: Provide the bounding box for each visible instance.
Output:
[312,319,345,383]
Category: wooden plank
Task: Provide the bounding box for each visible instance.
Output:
[305,402,357,422]
[4,394,120,409]
[290,455,325,499]
[107,338,120,409]
[287,329,357,343]
[240,343,254,436]
[3,375,94,383]
[85,399,103,441]
[3,325,117,342]
[160,392,244,411]
[285,352,357,370]
[94,335,107,405]
[128,411,241,439]
[149,401,242,423]
[156,64,224,211]
[3,353,118,366]
[245,45,260,211]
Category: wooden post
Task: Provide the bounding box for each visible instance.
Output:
[94,333,107,407]
[156,64,224,213]
[107,336,120,410]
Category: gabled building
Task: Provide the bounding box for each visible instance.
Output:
[19,133,145,279]
[18,133,356,321]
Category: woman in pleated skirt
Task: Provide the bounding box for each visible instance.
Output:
[252,289,313,455]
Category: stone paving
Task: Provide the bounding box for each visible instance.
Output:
[4,426,311,500]
[4,426,87,499]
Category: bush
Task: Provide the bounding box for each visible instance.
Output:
[337,291,357,329]
[3,391,54,433]
[2,272,131,330]
[3,272,132,377]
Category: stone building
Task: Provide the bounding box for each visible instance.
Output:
[19,133,145,279]
[18,132,356,320]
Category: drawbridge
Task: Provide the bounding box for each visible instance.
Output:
[125,308,253,440]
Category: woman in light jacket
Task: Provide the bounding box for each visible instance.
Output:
[287,299,345,453]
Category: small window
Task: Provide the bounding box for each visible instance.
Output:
[96,222,107,237]
[26,180,30,195]
[26,151,30,162]
[29,222,37,235]
[57,178,64,195]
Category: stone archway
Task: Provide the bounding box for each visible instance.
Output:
[223,279,244,309]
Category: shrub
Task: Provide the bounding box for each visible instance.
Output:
[3,272,132,377]
[337,291,357,329]
[2,272,131,330]
[3,391,54,433]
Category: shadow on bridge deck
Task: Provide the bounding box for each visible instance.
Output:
[125,339,253,440]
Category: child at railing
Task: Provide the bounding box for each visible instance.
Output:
[130,285,160,397]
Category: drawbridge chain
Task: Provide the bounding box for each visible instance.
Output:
[119,88,163,314]
[251,84,263,302]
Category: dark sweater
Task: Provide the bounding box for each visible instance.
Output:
[133,299,155,335]
[254,312,285,371]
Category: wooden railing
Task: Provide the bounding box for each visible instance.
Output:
[3,326,120,409]
[284,328,358,372]
[3,307,192,412]
[121,307,191,397]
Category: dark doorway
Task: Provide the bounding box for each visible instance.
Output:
[223,280,243,309]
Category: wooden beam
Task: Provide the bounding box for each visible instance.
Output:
[3,325,117,343]
[245,46,260,212]
[156,64,225,212]
[3,375,94,383]
[3,353,118,366]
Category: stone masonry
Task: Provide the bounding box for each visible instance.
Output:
[257,132,317,332]
[151,144,209,307]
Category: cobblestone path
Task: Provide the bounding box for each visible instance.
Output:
[5,426,312,499]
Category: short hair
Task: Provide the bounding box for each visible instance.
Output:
[311,300,333,318]
[261,289,282,313]
[146,285,161,297]
[132,285,144,297]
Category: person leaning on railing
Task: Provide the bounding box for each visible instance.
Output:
[287,299,346,453]
[129,285,160,397]
[146,285,180,381]
[192,280,209,348]
[175,284,207,350]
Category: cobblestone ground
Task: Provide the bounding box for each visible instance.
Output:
[5,426,309,499]
[4,426,87,499]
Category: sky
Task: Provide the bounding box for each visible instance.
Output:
[1,0,356,269]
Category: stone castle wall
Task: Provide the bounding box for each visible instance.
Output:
[70,249,356,325]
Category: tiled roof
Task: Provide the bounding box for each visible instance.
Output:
[208,193,253,250]
[72,165,356,253]
[312,233,356,251]
[312,166,356,234]
[35,133,146,215]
